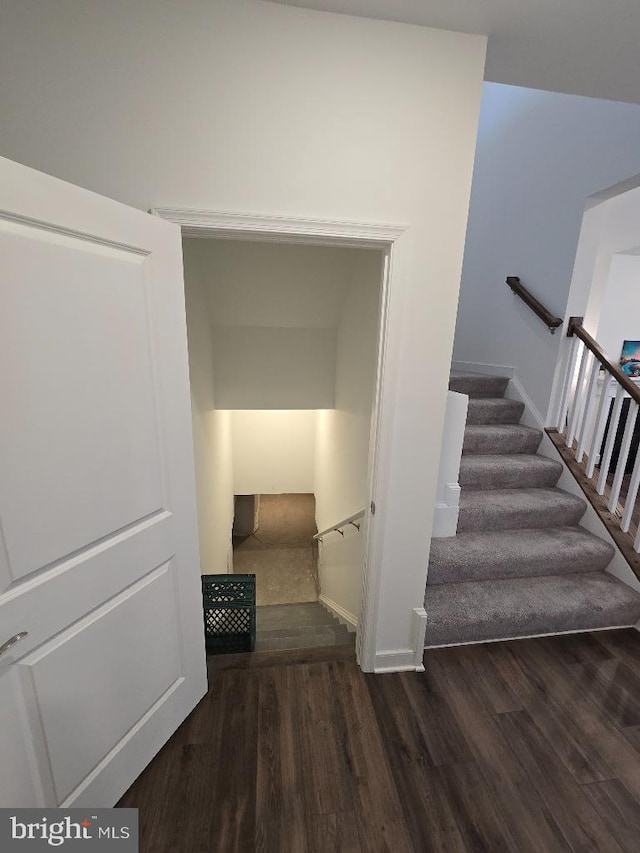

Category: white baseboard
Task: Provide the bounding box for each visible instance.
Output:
[372,648,424,673]
[372,608,427,672]
[319,594,357,631]
[411,607,427,668]
[505,374,545,429]
[451,360,515,378]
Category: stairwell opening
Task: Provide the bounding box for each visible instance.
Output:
[182,235,386,654]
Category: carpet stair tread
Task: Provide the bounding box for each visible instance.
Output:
[424,572,640,646]
[449,372,509,398]
[458,487,586,532]
[428,526,615,584]
[463,423,542,455]
[459,454,563,489]
[466,397,525,424]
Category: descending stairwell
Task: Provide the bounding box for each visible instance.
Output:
[424,372,640,646]
[255,602,355,652]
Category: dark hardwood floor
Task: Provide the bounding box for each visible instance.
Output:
[117,631,640,852]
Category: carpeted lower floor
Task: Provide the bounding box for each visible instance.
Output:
[233,493,319,606]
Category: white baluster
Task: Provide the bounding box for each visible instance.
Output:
[556,335,580,432]
[567,346,591,450]
[634,523,640,553]
[576,357,601,463]
[597,388,625,495]
[621,444,640,532]
[587,375,615,478]
[608,400,638,514]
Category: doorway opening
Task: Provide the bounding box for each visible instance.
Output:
[174,223,391,660]
[233,493,318,605]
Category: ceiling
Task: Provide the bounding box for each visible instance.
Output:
[267,0,640,105]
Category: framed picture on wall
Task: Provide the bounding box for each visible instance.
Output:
[620,340,640,377]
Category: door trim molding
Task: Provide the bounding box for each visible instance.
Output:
[151,207,406,247]
[152,206,411,673]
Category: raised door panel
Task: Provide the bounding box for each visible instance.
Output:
[0,156,206,810]
[0,219,164,586]
[0,668,41,808]
[0,514,174,664]
[19,563,181,804]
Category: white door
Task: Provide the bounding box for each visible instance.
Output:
[0,157,207,808]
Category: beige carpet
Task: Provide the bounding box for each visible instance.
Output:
[233,494,319,606]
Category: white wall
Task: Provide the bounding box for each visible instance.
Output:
[562,185,640,339]
[317,531,365,629]
[212,326,336,409]
[454,82,640,419]
[183,251,235,575]
[184,239,359,409]
[549,185,640,424]
[315,250,383,622]
[0,0,486,668]
[231,410,317,495]
[596,254,640,360]
[195,239,357,329]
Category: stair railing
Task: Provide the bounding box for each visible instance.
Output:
[314,508,366,542]
[548,316,640,572]
[506,276,564,333]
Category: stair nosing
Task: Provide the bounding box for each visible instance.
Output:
[424,571,640,646]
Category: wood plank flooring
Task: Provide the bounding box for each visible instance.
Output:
[117,630,640,852]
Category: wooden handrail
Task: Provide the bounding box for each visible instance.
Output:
[506,276,563,333]
[567,316,640,406]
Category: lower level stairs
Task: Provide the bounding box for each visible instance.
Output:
[424,371,640,646]
[255,602,355,651]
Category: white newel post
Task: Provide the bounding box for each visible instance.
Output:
[431,391,468,537]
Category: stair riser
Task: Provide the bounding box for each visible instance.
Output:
[428,561,603,585]
[257,607,336,630]
[457,503,585,532]
[424,573,640,647]
[463,431,541,455]
[466,400,525,425]
[459,467,561,490]
[425,621,636,647]
[428,552,610,584]
[429,526,615,584]
[255,633,355,652]
[256,624,349,640]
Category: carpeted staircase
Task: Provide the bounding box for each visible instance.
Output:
[424,372,640,646]
[255,602,355,651]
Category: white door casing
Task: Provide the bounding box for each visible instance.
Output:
[152,208,409,672]
[0,157,207,807]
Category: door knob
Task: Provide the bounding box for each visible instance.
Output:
[0,632,29,657]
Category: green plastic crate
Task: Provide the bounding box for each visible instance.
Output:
[201,574,256,654]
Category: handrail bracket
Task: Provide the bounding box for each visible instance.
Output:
[314,508,366,542]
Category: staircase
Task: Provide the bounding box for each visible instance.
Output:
[424,372,640,646]
[255,602,355,651]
